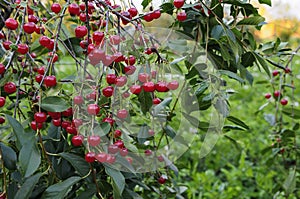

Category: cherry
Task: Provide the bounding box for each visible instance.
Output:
[52,119,61,127]
[28,15,38,23]
[114,140,124,148]
[167,80,179,90]
[114,129,122,138]
[4,82,16,94]
[125,55,136,65]
[66,126,77,134]
[72,119,83,128]
[102,54,115,66]
[115,76,127,87]
[44,75,57,87]
[272,70,279,77]
[102,86,114,97]
[106,154,116,164]
[144,149,152,156]
[122,91,130,98]
[17,44,29,54]
[51,3,61,14]
[117,109,128,119]
[177,12,187,21]
[110,35,121,45]
[48,111,61,119]
[284,67,291,74]
[143,82,155,92]
[128,7,138,17]
[68,3,80,16]
[2,40,12,50]
[108,145,119,154]
[88,135,101,146]
[155,81,169,92]
[79,3,86,11]
[75,26,88,38]
[0,97,5,107]
[143,13,153,22]
[35,74,43,83]
[265,93,271,99]
[145,48,152,55]
[274,90,280,98]
[280,99,288,106]
[157,155,164,162]
[102,117,115,126]
[92,31,105,43]
[34,112,47,123]
[27,6,34,15]
[124,65,136,75]
[37,67,45,75]
[39,36,50,47]
[74,95,84,105]
[87,104,100,115]
[148,129,155,136]
[47,52,59,63]
[0,32,4,40]
[5,18,18,30]
[96,153,108,163]
[120,11,132,25]
[85,152,96,163]
[119,148,128,156]
[106,74,116,84]
[158,176,167,184]
[30,52,37,58]
[31,120,43,131]
[153,98,161,105]
[72,135,84,146]
[61,121,71,129]
[151,10,161,19]
[173,0,185,9]
[0,117,5,124]
[23,22,36,34]
[79,13,87,22]
[139,73,151,82]
[0,63,5,75]
[130,85,142,95]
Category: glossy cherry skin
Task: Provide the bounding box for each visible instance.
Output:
[87,104,100,115]
[4,82,16,94]
[71,135,84,146]
[34,112,47,123]
[0,96,6,107]
[88,135,101,146]
[85,152,96,163]
[44,75,57,87]
[5,18,18,30]
[51,3,61,14]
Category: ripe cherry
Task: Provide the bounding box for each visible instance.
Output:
[31,120,43,131]
[128,7,138,17]
[23,22,36,34]
[155,81,169,92]
[153,98,161,105]
[138,73,150,83]
[144,149,152,156]
[72,135,84,146]
[284,67,291,74]
[52,119,61,127]
[35,74,43,83]
[0,96,6,107]
[102,86,114,97]
[125,55,136,65]
[28,15,38,23]
[143,13,153,22]
[265,93,271,99]
[37,66,45,75]
[0,117,5,124]
[68,3,80,16]
[120,11,132,25]
[66,126,77,134]
[130,85,142,95]
[92,31,105,43]
[108,145,119,154]
[39,36,50,47]
[106,74,116,84]
[110,35,121,45]
[157,155,164,162]
[158,176,167,184]
[85,152,96,163]
[51,3,61,14]
[114,129,122,138]
[75,26,88,38]
[274,90,280,98]
[4,82,16,94]
[148,129,155,136]
[2,40,12,50]
[177,12,187,21]
[102,117,115,126]
[44,75,57,87]
[151,10,161,19]
[167,80,179,90]
[117,109,128,119]
[280,99,288,106]
[5,18,18,30]
[34,112,47,123]
[124,65,136,75]
[96,153,108,163]
[173,0,185,9]
[87,104,100,115]
[88,135,101,146]
[115,76,127,87]
[0,63,5,75]
[48,111,61,119]
[74,95,84,105]
[106,154,116,164]
[143,82,155,92]
[17,44,29,54]
[272,70,279,77]
[119,148,128,156]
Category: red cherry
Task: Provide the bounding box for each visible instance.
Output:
[87,104,100,115]
[0,63,6,75]
[74,95,84,105]
[85,152,96,163]
[79,13,87,22]
[5,18,18,30]
[143,13,153,22]
[272,70,279,77]
[17,44,29,54]
[102,117,115,126]
[274,90,280,98]
[23,22,36,34]
[28,15,38,23]
[284,67,291,74]
[102,86,114,97]
[35,74,43,83]
[88,135,101,146]
[106,154,116,164]
[143,82,155,92]
[75,26,88,38]
[148,129,155,136]
[31,120,43,131]
[44,75,57,87]
[280,99,288,106]
[115,76,127,87]
[61,121,71,129]
[167,80,179,90]
[51,3,61,14]
[125,55,136,65]
[96,153,108,163]
[102,54,115,66]
[0,96,6,107]
[153,98,161,105]
[4,82,16,94]
[120,11,132,25]
[37,66,45,75]
[155,81,169,92]
[109,35,121,45]
[68,3,80,16]
[66,126,77,134]
[47,52,58,63]
[157,155,164,162]
[114,140,124,148]
[117,109,128,119]
[2,40,11,50]
[52,119,61,127]
[108,145,119,154]
[124,65,136,75]
[79,3,86,11]
[130,85,142,95]
[158,176,167,184]
[39,36,50,47]
[114,129,122,138]
[34,112,47,123]
[72,119,83,128]
[114,52,125,62]
[173,0,185,9]
[0,117,5,124]
[119,148,128,156]
[265,93,271,99]
[177,12,187,21]
[106,74,116,84]
[0,32,4,40]
[72,135,84,146]
[48,111,61,119]
[144,149,152,156]
[151,10,161,19]
[92,31,105,43]
[128,7,138,17]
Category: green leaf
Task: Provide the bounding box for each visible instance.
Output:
[258,0,271,6]
[241,52,255,67]
[0,142,17,170]
[14,173,42,199]
[41,176,81,199]
[164,125,176,139]
[137,124,150,144]
[227,116,249,130]
[41,96,70,112]
[283,168,296,195]
[105,166,125,197]
[141,0,152,9]
[6,114,33,149]
[218,70,245,83]
[19,138,41,177]
[253,52,270,76]
[214,97,230,117]
[138,90,152,115]
[282,108,300,119]
[211,25,224,40]
[153,97,172,116]
[94,122,111,137]
[59,152,90,177]
[237,16,265,26]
